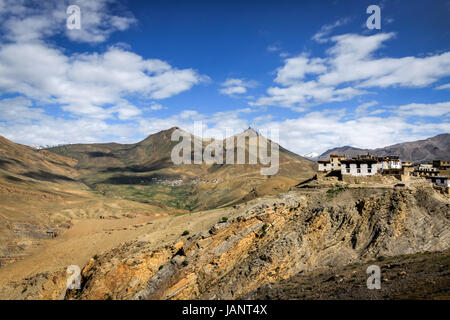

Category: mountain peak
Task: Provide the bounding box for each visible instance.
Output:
[304,152,319,159]
[140,126,188,142]
[238,127,259,136]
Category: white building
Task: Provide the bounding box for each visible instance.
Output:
[377,156,402,171]
[426,176,449,187]
[318,153,405,177]
[318,161,332,172]
[417,164,436,172]
[413,164,439,177]
[341,159,378,176]
[317,154,346,172]
[388,158,402,169]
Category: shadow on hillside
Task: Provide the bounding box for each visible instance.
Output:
[22,170,75,182]
[99,157,173,173]
[87,152,119,158]
[101,173,179,185]
[4,175,27,182]
[0,158,24,169]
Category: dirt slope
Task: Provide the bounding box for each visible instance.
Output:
[0,136,168,267]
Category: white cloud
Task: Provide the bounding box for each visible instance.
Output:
[0,1,197,120]
[312,18,350,43]
[259,111,450,155]
[0,43,207,119]
[274,55,327,85]
[146,106,448,155]
[0,97,46,122]
[254,32,450,110]
[108,102,142,120]
[220,78,257,97]
[321,33,450,88]
[0,0,136,43]
[0,0,210,145]
[0,101,140,147]
[267,44,281,52]
[144,103,166,111]
[0,6,447,157]
[137,108,254,140]
[435,83,450,90]
[0,118,140,147]
[394,102,450,117]
[355,100,378,116]
[251,81,367,110]
[221,86,247,95]
[1,98,448,155]
[0,105,255,146]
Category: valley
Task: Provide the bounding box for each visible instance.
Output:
[0,129,449,300]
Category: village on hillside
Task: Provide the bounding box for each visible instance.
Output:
[317,154,450,189]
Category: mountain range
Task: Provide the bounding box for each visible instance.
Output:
[48,127,316,211]
[318,133,450,163]
[0,127,316,265]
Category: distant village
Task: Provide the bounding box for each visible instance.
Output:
[318,154,450,188]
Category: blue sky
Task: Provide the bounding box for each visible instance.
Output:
[0,0,449,155]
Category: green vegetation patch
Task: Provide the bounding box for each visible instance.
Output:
[326,186,348,198]
[92,182,198,211]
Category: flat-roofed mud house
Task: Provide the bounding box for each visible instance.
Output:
[376,156,404,177]
[426,176,449,187]
[317,153,448,187]
[413,164,439,177]
[340,158,379,176]
[318,153,404,177]
[377,156,402,171]
[402,161,413,167]
[433,160,450,169]
[317,154,346,172]
[401,161,414,176]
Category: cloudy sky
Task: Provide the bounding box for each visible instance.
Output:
[0,0,449,155]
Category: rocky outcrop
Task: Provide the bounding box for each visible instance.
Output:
[64,184,449,300]
[246,249,450,299]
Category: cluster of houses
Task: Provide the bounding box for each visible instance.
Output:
[318,153,449,187]
[411,162,450,187]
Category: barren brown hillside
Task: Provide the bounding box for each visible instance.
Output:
[48,127,317,211]
[0,128,316,269]
[0,131,448,301]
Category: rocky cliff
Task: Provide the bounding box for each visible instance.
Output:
[60,182,449,300]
